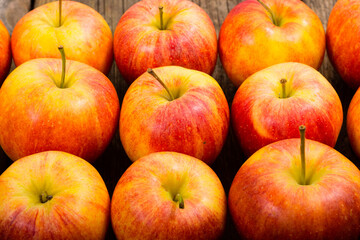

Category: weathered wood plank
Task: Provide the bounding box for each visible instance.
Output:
[0,0,31,32]
[304,0,337,81]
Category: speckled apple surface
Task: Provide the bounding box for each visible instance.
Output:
[0,19,11,84]
[0,58,120,162]
[327,0,360,89]
[231,62,343,156]
[111,151,227,240]
[114,0,217,84]
[119,66,229,165]
[219,0,325,87]
[0,151,110,240]
[11,1,113,74]
[229,139,360,239]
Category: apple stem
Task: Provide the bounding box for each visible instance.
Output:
[40,191,53,203]
[159,6,164,30]
[299,125,306,185]
[147,68,175,101]
[257,0,278,26]
[280,79,287,98]
[174,193,184,209]
[58,45,66,88]
[59,0,62,27]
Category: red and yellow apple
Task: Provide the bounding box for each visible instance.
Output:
[0,19,11,84]
[0,48,120,163]
[229,133,360,239]
[114,0,217,84]
[119,66,229,165]
[327,0,360,88]
[111,151,227,240]
[347,88,360,158]
[0,151,110,240]
[219,0,325,87]
[231,62,343,156]
[11,0,113,74]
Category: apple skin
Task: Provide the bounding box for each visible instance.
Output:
[11,1,113,75]
[111,151,227,240]
[0,151,110,240]
[231,62,343,157]
[0,20,11,84]
[346,88,360,158]
[229,138,360,240]
[0,58,120,163]
[114,0,217,84]
[219,0,325,87]
[327,0,360,89]
[119,66,229,165]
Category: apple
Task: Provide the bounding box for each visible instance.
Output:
[113,0,217,84]
[219,0,325,87]
[0,151,110,240]
[119,66,229,165]
[346,88,360,158]
[231,62,343,157]
[111,151,227,240]
[229,126,360,239]
[0,19,11,84]
[11,0,113,74]
[0,46,120,163]
[327,0,360,88]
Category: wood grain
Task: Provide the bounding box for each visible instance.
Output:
[0,0,358,239]
[0,0,31,32]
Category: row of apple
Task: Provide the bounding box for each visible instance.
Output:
[1,0,359,90]
[2,139,360,240]
[1,0,360,239]
[0,46,349,170]
[0,149,229,239]
[0,0,359,162]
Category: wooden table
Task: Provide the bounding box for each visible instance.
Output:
[0,0,357,239]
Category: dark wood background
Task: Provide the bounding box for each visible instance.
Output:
[0,0,357,239]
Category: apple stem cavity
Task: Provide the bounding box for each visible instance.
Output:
[59,0,62,27]
[40,191,53,203]
[147,68,175,101]
[257,0,279,26]
[280,79,287,98]
[174,193,184,209]
[58,45,66,88]
[299,125,306,185]
[159,6,164,30]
